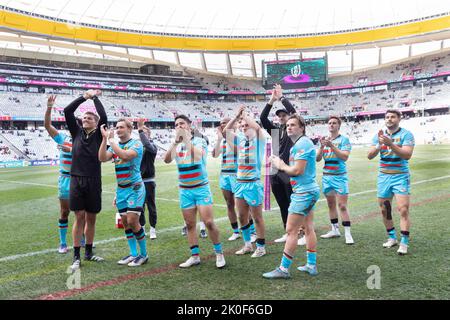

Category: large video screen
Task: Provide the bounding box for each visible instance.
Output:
[262,57,328,89]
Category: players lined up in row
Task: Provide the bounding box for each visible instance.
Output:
[44,85,414,278]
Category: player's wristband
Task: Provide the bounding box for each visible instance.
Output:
[138,129,144,133]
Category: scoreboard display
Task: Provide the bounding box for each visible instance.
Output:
[262,57,328,89]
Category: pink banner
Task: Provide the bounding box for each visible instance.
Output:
[264,142,271,211]
[368,81,388,86]
[356,110,386,116]
[229,91,257,95]
[435,71,450,76]
[401,76,415,81]
[357,107,415,116]
[29,80,67,87]
[142,88,170,92]
[323,85,354,90]
[83,84,102,89]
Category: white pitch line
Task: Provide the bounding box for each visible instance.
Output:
[0,175,449,263]
[0,179,115,194]
[0,169,36,174]
[0,168,58,174]
[0,179,61,189]
[155,196,227,208]
[0,212,266,263]
[346,174,450,197]
[0,179,230,208]
[416,157,450,163]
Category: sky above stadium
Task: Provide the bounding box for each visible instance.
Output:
[1,0,449,36]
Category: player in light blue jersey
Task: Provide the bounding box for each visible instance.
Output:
[99,119,148,267]
[368,109,415,255]
[223,106,268,258]
[263,114,320,279]
[316,116,354,244]
[44,95,73,254]
[164,115,225,269]
[212,118,241,241]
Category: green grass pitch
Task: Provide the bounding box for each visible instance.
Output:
[0,145,449,300]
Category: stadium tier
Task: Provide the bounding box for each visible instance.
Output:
[1,50,450,123]
[1,47,449,165]
[0,62,203,91]
[1,80,449,121]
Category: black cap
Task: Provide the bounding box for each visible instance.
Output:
[275,109,289,117]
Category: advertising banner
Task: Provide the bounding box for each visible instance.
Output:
[0,160,25,168]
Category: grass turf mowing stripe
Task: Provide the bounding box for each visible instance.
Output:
[0,213,245,262]
[1,174,448,262]
[36,193,450,300]
[0,179,228,207]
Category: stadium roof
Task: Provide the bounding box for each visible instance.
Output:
[2,0,449,37]
[1,0,450,78]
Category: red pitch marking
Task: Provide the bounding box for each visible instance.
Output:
[39,263,181,300]
[37,193,450,300]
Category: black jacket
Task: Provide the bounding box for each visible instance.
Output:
[139,131,157,180]
[64,96,107,177]
[260,97,296,164]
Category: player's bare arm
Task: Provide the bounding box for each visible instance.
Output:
[98,124,113,162]
[212,126,224,158]
[44,95,59,138]
[323,138,350,161]
[379,135,414,160]
[271,155,307,177]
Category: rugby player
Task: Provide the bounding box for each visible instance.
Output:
[316,116,354,244]
[212,118,241,241]
[164,115,225,269]
[44,95,72,254]
[99,119,148,266]
[260,84,297,244]
[263,114,320,279]
[224,106,268,258]
[368,109,415,255]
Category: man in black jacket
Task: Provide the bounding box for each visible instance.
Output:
[260,84,298,243]
[64,89,107,271]
[137,119,158,239]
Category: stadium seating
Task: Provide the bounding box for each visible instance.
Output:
[1,50,450,122]
[0,62,203,90]
[2,78,450,121]
[1,48,449,162]
[1,113,449,162]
